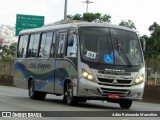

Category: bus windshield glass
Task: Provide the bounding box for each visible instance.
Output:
[79,27,143,66]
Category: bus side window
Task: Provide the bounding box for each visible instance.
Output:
[50,32,56,58]
[39,32,53,58]
[57,33,67,58]
[39,33,46,58]
[17,35,28,58]
[27,34,40,57]
[66,32,77,57]
[17,36,24,58]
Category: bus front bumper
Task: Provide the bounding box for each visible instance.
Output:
[77,78,145,100]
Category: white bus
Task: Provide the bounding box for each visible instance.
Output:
[14,21,145,109]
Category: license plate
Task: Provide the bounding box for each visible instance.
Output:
[108,94,120,99]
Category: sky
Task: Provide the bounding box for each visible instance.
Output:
[0,0,159,36]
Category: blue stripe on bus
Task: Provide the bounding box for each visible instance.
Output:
[15,63,64,90]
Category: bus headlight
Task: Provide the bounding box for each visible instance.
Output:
[82,69,94,81]
[82,71,89,78]
[88,75,94,80]
[134,75,144,85]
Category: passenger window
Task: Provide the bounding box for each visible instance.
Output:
[66,33,77,57]
[27,34,40,57]
[39,33,46,57]
[57,33,67,58]
[39,32,53,58]
[17,35,28,58]
[50,32,56,58]
[17,36,24,58]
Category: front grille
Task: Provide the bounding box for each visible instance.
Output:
[98,83,132,87]
[100,87,129,95]
[116,79,132,84]
[98,78,114,83]
[97,77,133,87]
[98,70,131,76]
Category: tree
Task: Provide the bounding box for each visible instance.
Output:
[149,22,160,35]
[148,22,160,73]
[67,13,111,23]
[119,20,136,30]
[67,14,82,20]
[0,43,16,75]
[139,22,160,59]
[148,22,160,58]
[141,22,160,82]
[0,43,16,61]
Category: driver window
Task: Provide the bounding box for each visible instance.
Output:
[66,32,77,57]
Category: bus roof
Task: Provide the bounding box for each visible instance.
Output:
[19,22,136,35]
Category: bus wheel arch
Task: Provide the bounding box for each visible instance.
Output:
[28,78,46,100]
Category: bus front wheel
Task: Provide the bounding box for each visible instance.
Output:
[63,82,77,106]
[29,80,46,100]
[119,99,132,109]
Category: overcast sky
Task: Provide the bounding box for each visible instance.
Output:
[0,0,159,36]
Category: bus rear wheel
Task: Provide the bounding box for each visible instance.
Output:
[119,99,132,109]
[63,82,77,106]
[29,80,46,100]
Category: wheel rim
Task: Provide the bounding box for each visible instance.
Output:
[29,81,34,96]
[66,83,73,103]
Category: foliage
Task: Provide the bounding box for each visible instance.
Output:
[0,43,16,61]
[119,20,136,30]
[148,22,160,58]
[67,13,111,23]
[67,14,82,20]
[141,22,160,74]
[141,22,160,59]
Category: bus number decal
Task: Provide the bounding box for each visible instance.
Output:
[86,51,96,59]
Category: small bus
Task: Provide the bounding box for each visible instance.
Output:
[14,21,145,109]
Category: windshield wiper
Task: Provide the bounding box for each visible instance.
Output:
[97,38,112,65]
[120,49,132,67]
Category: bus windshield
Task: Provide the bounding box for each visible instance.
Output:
[79,27,143,66]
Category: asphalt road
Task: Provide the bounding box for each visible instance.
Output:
[0,85,160,120]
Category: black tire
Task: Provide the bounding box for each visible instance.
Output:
[63,82,77,106]
[119,100,132,109]
[29,80,46,100]
[78,98,87,102]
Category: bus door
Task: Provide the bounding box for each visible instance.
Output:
[54,29,68,94]
[37,32,54,93]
